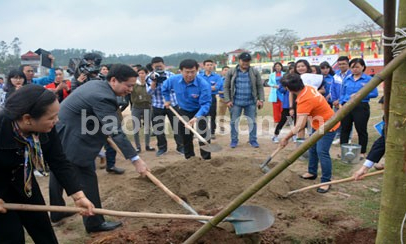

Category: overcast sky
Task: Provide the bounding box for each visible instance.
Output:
[1,0,384,56]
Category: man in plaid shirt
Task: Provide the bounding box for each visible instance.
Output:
[147,57,184,156]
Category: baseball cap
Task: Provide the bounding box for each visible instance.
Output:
[239,52,252,61]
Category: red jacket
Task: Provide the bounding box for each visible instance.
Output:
[45,80,71,101]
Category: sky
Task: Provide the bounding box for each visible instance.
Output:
[1,0,384,57]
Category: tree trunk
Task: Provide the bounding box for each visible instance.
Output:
[376,1,406,243]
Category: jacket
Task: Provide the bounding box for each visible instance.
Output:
[0,114,81,198]
[56,80,137,167]
[223,65,264,103]
[267,71,285,102]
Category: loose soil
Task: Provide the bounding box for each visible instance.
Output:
[31,93,383,243]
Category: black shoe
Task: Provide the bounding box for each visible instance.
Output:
[317,185,331,194]
[146,146,155,151]
[176,147,185,155]
[156,148,167,157]
[86,221,122,233]
[51,212,76,225]
[106,166,125,174]
[300,174,317,180]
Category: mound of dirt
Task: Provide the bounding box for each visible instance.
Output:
[88,155,356,243]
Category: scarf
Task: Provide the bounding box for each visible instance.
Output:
[12,121,46,197]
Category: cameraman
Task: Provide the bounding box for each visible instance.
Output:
[147,57,184,156]
[71,53,103,91]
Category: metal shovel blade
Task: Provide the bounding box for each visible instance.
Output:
[200,143,222,152]
[227,205,275,235]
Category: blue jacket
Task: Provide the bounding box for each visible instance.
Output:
[29,68,56,86]
[323,74,334,103]
[339,73,378,104]
[162,74,212,118]
[198,72,223,95]
[267,72,284,102]
[331,69,351,102]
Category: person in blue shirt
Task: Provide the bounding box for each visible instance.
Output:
[319,61,335,107]
[339,58,378,159]
[198,59,223,139]
[162,59,212,160]
[19,54,55,86]
[268,62,285,143]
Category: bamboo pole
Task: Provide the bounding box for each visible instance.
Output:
[287,170,384,195]
[183,48,406,244]
[383,0,396,133]
[349,0,384,27]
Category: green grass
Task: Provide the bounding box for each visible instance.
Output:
[347,189,381,228]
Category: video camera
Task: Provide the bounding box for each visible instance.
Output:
[78,59,100,76]
[150,68,167,83]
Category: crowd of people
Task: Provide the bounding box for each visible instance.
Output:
[0,51,384,243]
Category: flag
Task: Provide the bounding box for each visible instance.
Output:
[345,43,349,53]
[371,41,376,51]
[374,52,378,59]
[360,42,364,52]
[307,48,311,56]
[301,48,305,56]
[294,49,299,57]
[316,47,321,56]
[280,51,284,59]
[256,53,261,61]
[232,55,235,63]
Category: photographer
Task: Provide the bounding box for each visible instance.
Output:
[147,57,183,157]
[71,53,103,91]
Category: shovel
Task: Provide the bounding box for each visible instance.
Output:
[259,146,283,173]
[287,170,384,195]
[3,203,274,235]
[168,106,222,152]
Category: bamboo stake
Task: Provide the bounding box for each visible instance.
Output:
[349,0,384,27]
[183,48,406,244]
[383,0,396,134]
[287,170,384,195]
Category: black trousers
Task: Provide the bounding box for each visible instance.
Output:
[208,94,217,135]
[340,102,370,153]
[367,133,386,163]
[274,108,290,136]
[49,163,105,230]
[0,168,58,244]
[178,108,211,160]
[151,107,183,150]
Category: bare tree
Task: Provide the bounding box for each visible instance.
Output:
[10,37,21,57]
[246,34,278,57]
[275,29,299,59]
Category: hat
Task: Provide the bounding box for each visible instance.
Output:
[239,52,252,61]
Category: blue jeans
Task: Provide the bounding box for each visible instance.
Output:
[308,130,336,183]
[230,103,257,142]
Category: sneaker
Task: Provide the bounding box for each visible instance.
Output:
[156,148,167,157]
[272,136,279,144]
[136,147,141,153]
[230,140,238,148]
[145,146,155,151]
[106,166,125,175]
[176,147,185,155]
[348,139,352,144]
[332,138,340,145]
[250,141,260,148]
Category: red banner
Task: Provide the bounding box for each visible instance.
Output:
[360,42,364,52]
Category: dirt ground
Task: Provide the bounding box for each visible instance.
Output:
[29,87,384,243]
[30,127,381,244]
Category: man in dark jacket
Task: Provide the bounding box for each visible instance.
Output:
[52,64,149,233]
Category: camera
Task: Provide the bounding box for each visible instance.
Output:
[151,68,167,83]
[78,59,100,76]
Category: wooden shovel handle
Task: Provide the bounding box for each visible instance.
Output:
[287,170,384,195]
[3,203,212,221]
[168,106,209,146]
[106,137,200,216]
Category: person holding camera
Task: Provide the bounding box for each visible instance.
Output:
[71,53,103,91]
[147,57,184,157]
[19,53,55,86]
